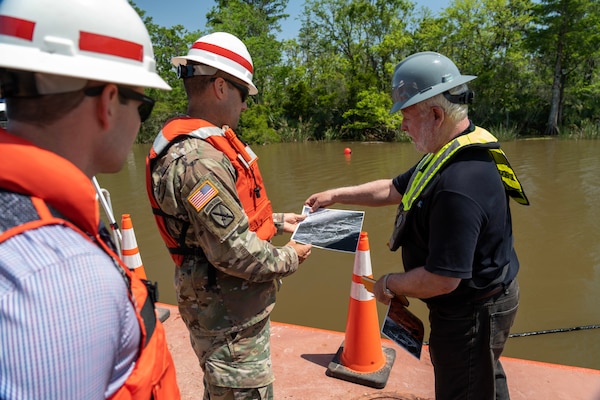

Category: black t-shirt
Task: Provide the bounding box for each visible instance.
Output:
[392,144,519,305]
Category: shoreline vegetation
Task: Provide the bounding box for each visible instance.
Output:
[245,120,600,143]
[131,0,600,145]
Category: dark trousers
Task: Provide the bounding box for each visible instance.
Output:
[428,279,519,400]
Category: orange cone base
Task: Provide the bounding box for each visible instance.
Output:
[326,342,396,389]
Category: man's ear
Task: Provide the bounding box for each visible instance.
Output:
[212,77,226,101]
[97,84,119,129]
[432,105,445,125]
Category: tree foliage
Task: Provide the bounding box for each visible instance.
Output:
[129,2,201,142]
[526,0,600,135]
[131,0,600,143]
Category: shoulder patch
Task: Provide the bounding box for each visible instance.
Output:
[209,202,235,228]
[187,180,219,211]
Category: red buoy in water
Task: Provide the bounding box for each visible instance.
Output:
[344,147,352,155]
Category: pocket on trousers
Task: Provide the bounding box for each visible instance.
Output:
[490,302,518,350]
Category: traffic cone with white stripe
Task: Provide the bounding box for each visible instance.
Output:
[326,231,395,388]
[120,214,147,280]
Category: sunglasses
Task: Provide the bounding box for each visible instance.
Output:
[84,85,155,122]
[211,77,249,103]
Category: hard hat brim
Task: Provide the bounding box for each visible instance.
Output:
[0,43,171,91]
[172,54,258,95]
[390,74,476,114]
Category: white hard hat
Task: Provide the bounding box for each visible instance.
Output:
[172,32,258,95]
[0,0,170,92]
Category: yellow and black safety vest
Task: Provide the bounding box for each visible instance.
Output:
[389,126,529,251]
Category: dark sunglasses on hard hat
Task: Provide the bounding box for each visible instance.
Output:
[84,85,155,122]
[210,77,249,103]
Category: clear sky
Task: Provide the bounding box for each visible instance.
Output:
[134,0,450,40]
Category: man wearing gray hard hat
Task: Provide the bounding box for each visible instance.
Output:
[306,51,529,399]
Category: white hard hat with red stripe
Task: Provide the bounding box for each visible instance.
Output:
[0,0,170,92]
[172,32,258,95]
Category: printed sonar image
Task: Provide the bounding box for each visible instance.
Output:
[291,206,365,253]
[382,299,424,359]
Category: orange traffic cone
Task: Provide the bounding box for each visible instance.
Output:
[326,231,395,388]
[120,214,147,280]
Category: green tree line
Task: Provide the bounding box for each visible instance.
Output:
[132,0,600,144]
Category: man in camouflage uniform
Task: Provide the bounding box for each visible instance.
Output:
[146,32,312,400]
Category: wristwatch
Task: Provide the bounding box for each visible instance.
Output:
[383,273,395,299]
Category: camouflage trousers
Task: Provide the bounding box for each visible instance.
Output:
[203,381,273,400]
[189,317,274,400]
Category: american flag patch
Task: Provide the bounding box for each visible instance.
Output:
[187,180,218,211]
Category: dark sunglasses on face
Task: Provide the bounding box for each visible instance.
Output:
[84,85,155,122]
[211,77,249,103]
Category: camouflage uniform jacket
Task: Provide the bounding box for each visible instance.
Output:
[149,133,299,335]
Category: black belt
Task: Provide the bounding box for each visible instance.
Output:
[472,284,505,302]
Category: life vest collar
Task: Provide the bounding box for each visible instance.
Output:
[151,116,225,157]
[0,128,98,234]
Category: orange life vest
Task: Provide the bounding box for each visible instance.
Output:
[0,128,180,400]
[146,116,276,265]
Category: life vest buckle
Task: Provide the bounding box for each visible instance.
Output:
[142,279,159,304]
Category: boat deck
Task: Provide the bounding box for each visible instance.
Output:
[159,304,600,400]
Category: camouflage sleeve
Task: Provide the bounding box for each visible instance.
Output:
[153,138,299,282]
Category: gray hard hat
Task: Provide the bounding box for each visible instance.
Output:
[390,52,476,113]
